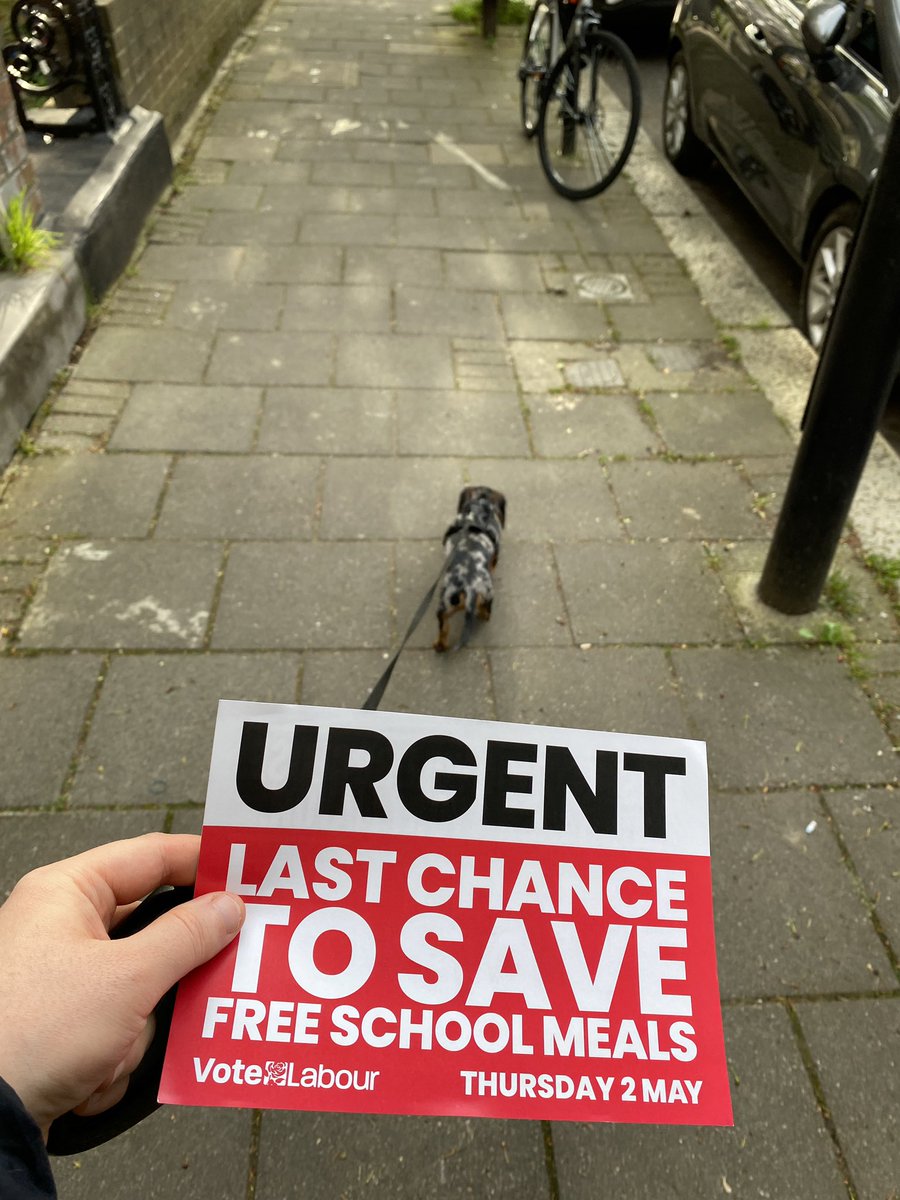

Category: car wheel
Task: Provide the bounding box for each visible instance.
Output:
[662,52,709,175]
[801,203,859,350]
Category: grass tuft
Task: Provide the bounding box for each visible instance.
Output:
[0,189,61,273]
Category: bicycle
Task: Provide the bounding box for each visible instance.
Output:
[518,0,573,138]
[518,0,642,201]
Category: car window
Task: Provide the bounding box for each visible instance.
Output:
[846,2,883,75]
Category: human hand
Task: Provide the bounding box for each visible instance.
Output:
[0,833,245,1139]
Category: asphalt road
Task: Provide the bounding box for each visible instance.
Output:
[611,16,900,455]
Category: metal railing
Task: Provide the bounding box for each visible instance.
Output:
[2,0,121,135]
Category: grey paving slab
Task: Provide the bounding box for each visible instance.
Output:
[0,810,166,898]
[300,647,496,718]
[393,163,480,191]
[396,538,571,652]
[443,250,545,292]
[462,458,622,541]
[236,243,343,284]
[527,393,661,459]
[269,183,436,216]
[138,244,245,282]
[201,210,299,245]
[672,647,898,790]
[394,391,529,457]
[649,389,795,457]
[76,327,212,384]
[827,788,900,951]
[710,791,892,998]
[320,458,463,539]
[165,282,286,333]
[483,217,580,254]
[555,541,742,645]
[198,133,278,162]
[500,294,609,341]
[570,214,672,257]
[19,542,222,650]
[280,284,392,333]
[394,287,503,339]
[0,655,101,808]
[552,1005,847,1200]
[795,998,900,1200]
[257,387,394,454]
[0,453,168,538]
[212,541,392,649]
[155,455,320,540]
[300,212,395,246]
[490,646,692,739]
[435,186,520,217]
[109,384,262,453]
[395,215,489,251]
[608,460,761,540]
[54,1107,252,1200]
[309,160,393,187]
[70,652,301,807]
[336,333,454,389]
[610,295,719,342]
[255,1111,549,1200]
[344,246,442,285]
[206,331,335,386]
[179,182,263,210]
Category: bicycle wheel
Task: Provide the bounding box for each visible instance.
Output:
[537,28,641,200]
[519,0,553,138]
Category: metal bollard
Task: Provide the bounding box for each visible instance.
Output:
[758,99,900,614]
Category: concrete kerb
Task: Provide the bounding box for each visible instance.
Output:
[623,125,900,560]
[0,248,86,468]
[0,108,174,471]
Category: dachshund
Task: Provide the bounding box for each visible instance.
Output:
[433,486,506,653]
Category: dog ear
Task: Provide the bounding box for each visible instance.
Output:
[457,486,475,510]
[495,491,507,526]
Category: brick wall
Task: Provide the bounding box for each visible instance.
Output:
[0,69,41,214]
[97,0,266,139]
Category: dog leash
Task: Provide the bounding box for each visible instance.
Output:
[361,543,458,711]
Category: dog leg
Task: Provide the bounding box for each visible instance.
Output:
[433,610,451,652]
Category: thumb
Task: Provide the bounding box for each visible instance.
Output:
[122,892,245,1000]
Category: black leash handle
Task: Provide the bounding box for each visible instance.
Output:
[47,885,194,1156]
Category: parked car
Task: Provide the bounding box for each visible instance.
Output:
[662,0,900,347]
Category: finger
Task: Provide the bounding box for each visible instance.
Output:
[110,900,141,931]
[119,891,245,999]
[74,1074,129,1117]
[59,834,202,914]
[94,1016,156,1094]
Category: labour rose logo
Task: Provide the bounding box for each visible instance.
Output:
[265,1061,289,1086]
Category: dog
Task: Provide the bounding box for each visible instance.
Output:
[433,486,506,653]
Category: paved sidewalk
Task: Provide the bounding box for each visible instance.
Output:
[1,0,898,1196]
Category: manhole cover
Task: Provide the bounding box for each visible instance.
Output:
[574,273,634,302]
[648,345,705,373]
[563,359,625,389]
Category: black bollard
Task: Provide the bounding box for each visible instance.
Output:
[758,98,900,614]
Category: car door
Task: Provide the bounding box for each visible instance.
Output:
[714,0,820,248]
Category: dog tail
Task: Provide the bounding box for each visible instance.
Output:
[456,593,478,652]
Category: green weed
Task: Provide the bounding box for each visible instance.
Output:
[864,553,900,617]
[0,190,61,273]
[451,0,530,25]
[823,569,862,619]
